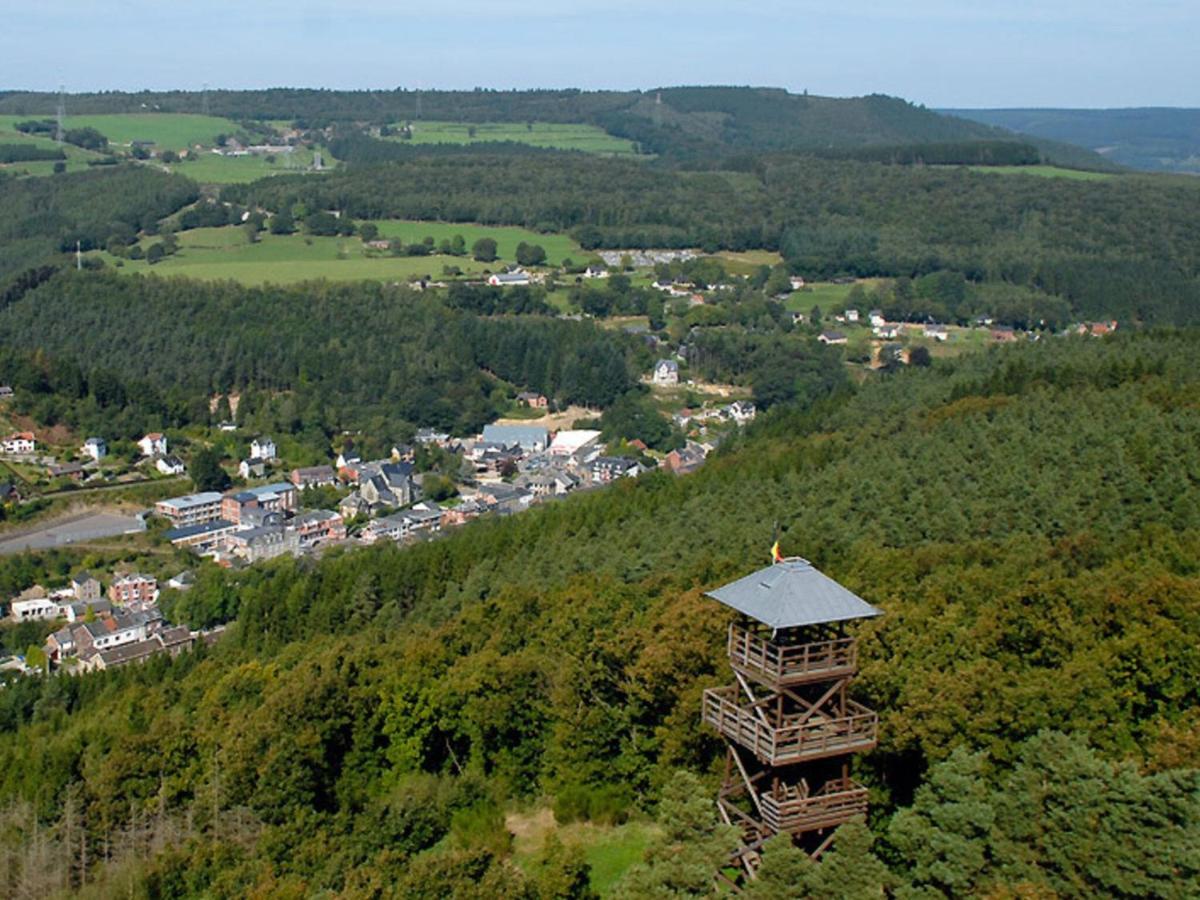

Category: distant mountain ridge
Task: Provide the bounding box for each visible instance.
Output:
[0,86,1115,169]
[943,107,1200,173]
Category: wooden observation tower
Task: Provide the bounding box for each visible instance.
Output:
[701,553,882,880]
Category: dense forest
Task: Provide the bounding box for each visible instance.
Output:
[0,331,1196,895]
[0,86,1114,168]
[0,272,646,443]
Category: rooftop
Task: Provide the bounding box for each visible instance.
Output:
[706,557,881,630]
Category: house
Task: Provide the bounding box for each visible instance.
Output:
[226,525,299,563]
[360,507,442,545]
[250,436,277,460]
[290,465,337,488]
[487,271,531,287]
[413,428,450,446]
[991,326,1018,343]
[0,386,12,400]
[73,611,152,659]
[789,276,806,291]
[790,311,807,325]
[165,519,237,551]
[662,441,708,475]
[873,324,901,339]
[81,437,107,461]
[218,420,238,432]
[156,492,224,526]
[652,359,680,386]
[923,324,949,341]
[583,265,609,279]
[845,309,860,323]
[239,458,267,480]
[9,587,58,622]
[590,456,642,484]
[48,462,86,481]
[481,424,549,454]
[71,572,101,602]
[516,391,548,409]
[167,571,195,591]
[85,626,193,672]
[138,433,167,457]
[156,455,186,476]
[473,483,533,515]
[338,492,371,520]
[391,444,415,463]
[60,598,112,623]
[726,400,757,425]
[869,310,886,328]
[1,432,35,455]
[818,332,847,345]
[293,509,346,547]
[109,574,157,606]
[45,627,75,663]
[221,482,298,524]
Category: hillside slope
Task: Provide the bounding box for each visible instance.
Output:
[945,107,1200,173]
[0,332,1196,895]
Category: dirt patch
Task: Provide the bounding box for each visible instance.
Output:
[494,404,598,431]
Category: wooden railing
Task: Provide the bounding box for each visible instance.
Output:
[759,777,869,834]
[702,686,877,765]
[727,624,857,686]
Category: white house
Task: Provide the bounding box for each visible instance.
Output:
[873,324,901,339]
[845,309,860,323]
[818,332,848,346]
[156,455,186,476]
[652,359,679,386]
[869,310,886,328]
[138,433,167,457]
[487,271,531,287]
[81,437,107,461]
[789,276,806,291]
[924,324,949,341]
[250,436,276,460]
[10,596,58,622]
[0,432,35,455]
[583,265,609,279]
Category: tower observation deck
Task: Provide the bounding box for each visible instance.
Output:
[701,555,882,880]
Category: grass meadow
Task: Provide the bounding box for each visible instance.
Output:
[385,120,639,155]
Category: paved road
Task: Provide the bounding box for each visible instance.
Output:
[0,511,146,555]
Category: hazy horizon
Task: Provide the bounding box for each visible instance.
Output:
[2,1,1196,108]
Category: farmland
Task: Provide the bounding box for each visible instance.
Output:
[97,222,588,285]
[384,120,640,155]
[962,163,1117,180]
[366,219,583,265]
[162,146,327,184]
[0,113,241,151]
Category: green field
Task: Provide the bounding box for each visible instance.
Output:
[97,222,584,285]
[0,113,242,151]
[384,120,639,155]
[162,146,328,184]
[367,220,585,266]
[785,280,879,312]
[964,164,1116,181]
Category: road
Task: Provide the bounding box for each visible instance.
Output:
[0,511,147,555]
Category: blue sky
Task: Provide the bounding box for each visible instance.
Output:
[2,1,1196,107]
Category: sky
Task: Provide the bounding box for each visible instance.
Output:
[1,1,1196,108]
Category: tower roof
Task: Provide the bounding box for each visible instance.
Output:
[706,557,881,630]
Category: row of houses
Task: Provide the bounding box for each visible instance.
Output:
[8,571,159,623]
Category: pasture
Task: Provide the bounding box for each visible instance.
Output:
[964,164,1116,181]
[98,222,586,285]
[163,146,327,184]
[366,220,584,265]
[385,120,639,155]
[0,113,241,150]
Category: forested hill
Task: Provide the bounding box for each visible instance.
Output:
[0,85,1113,167]
[0,331,1197,896]
[944,106,1200,174]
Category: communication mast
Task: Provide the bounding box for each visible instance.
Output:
[55,84,66,144]
[702,551,882,882]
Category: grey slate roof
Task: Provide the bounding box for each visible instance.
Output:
[706,557,881,630]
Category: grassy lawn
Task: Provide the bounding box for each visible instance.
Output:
[508,808,657,897]
[100,229,499,285]
[713,249,784,275]
[162,146,327,184]
[0,114,242,151]
[385,120,639,155]
[367,220,585,266]
[786,280,877,312]
[963,164,1116,181]
[97,222,587,286]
